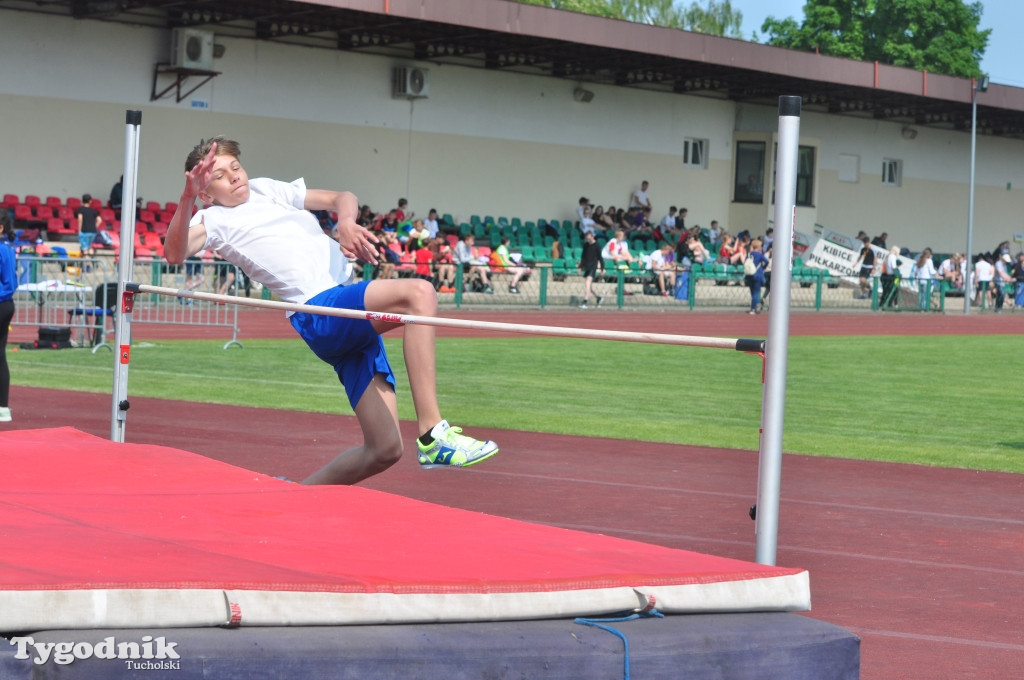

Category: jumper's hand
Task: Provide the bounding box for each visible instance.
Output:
[335,217,379,264]
[184,142,218,199]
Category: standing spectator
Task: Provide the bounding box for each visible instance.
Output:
[577,230,604,309]
[973,253,994,308]
[880,246,901,309]
[649,243,677,296]
[744,239,769,314]
[629,180,652,211]
[74,193,102,257]
[993,253,1013,312]
[178,253,206,305]
[855,236,877,299]
[871,232,888,249]
[453,233,492,294]
[912,248,938,309]
[0,209,16,422]
[578,204,598,236]
[1012,252,1024,308]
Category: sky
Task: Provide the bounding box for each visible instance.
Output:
[728,0,1022,88]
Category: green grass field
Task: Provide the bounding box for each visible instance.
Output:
[9,335,1022,474]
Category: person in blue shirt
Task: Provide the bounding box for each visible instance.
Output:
[744,238,770,315]
[0,208,18,422]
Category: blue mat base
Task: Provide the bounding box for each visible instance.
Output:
[2,613,858,679]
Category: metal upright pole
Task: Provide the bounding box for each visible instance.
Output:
[755,96,801,566]
[111,110,142,443]
[964,79,983,315]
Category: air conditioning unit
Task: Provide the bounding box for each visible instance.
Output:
[171,28,215,71]
[392,67,429,98]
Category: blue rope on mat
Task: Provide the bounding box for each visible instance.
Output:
[574,609,664,680]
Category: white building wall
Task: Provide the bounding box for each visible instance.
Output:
[1,9,1021,253]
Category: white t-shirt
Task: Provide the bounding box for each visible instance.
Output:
[630,189,650,209]
[602,239,631,260]
[193,177,354,306]
[424,217,439,239]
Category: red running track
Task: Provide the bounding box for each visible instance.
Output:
[4,308,1023,679]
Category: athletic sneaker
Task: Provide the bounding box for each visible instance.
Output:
[579,301,588,309]
[595,295,603,307]
[418,420,499,469]
[0,407,11,423]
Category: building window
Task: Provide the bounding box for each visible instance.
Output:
[734,141,765,203]
[683,137,708,169]
[882,158,902,186]
[796,145,815,207]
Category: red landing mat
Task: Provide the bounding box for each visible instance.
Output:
[0,428,809,631]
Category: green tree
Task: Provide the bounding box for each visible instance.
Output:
[760,0,989,77]
[514,0,743,38]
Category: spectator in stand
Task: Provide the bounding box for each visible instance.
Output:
[74,193,102,257]
[993,252,1013,312]
[406,219,430,251]
[395,198,414,222]
[630,180,652,212]
[871,232,888,249]
[973,252,994,308]
[579,204,599,236]
[577,230,604,309]
[707,220,721,253]
[453,233,492,294]
[109,175,123,219]
[593,205,615,232]
[912,248,938,309]
[429,236,456,292]
[494,236,529,294]
[423,209,440,239]
[649,243,677,296]
[684,231,711,267]
[744,238,770,315]
[658,206,678,242]
[374,230,400,281]
[855,236,877,299]
[357,204,378,228]
[0,208,17,422]
[576,196,590,225]
[602,230,636,268]
[413,240,434,283]
[719,233,747,265]
[763,227,775,254]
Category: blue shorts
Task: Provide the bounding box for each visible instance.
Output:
[289,282,396,409]
[78,233,95,252]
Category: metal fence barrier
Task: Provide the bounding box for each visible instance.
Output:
[11,255,243,351]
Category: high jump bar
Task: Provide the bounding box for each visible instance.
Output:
[127,283,765,353]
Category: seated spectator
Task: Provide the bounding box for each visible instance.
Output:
[429,236,456,292]
[602,230,635,267]
[685,232,711,267]
[493,236,529,294]
[453,233,493,294]
[414,241,434,282]
[649,243,677,296]
[593,205,615,231]
[423,209,440,239]
[406,219,429,250]
[937,253,965,291]
[579,205,599,236]
[395,198,414,222]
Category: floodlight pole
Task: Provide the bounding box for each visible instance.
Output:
[964,75,988,315]
[755,96,800,566]
[111,110,141,443]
